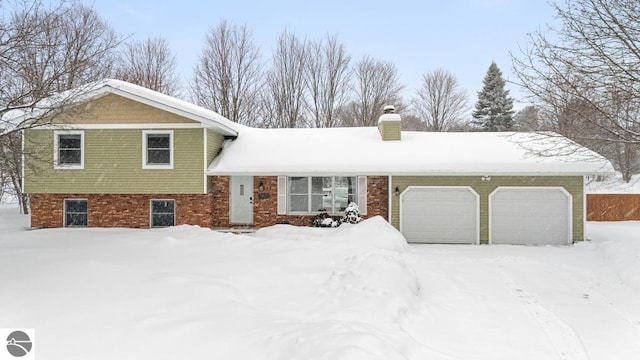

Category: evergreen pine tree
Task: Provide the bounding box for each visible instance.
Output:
[472,62,515,131]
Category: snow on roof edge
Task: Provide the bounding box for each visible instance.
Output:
[101,80,240,136]
[3,79,241,137]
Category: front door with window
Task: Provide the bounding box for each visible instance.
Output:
[230,176,254,224]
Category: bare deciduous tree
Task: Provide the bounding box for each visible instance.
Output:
[1,0,122,128]
[0,132,24,208]
[342,56,404,127]
[58,4,121,89]
[512,0,640,180]
[411,69,469,131]
[259,30,307,128]
[399,113,425,131]
[6,2,121,97]
[305,34,351,128]
[191,20,262,125]
[1,1,122,212]
[116,36,181,96]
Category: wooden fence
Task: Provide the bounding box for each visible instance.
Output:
[586,194,640,221]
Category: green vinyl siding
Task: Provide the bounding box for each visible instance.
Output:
[205,129,225,191]
[390,176,584,243]
[378,121,401,141]
[25,128,207,194]
[206,129,225,164]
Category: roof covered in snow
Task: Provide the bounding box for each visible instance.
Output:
[3,79,240,136]
[207,127,615,176]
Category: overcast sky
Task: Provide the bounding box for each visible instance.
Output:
[84,0,557,110]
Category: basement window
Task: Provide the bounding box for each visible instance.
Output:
[151,199,175,227]
[64,199,88,227]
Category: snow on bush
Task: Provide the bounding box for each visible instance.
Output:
[312,203,363,228]
[321,217,336,227]
[340,202,362,225]
[312,211,338,228]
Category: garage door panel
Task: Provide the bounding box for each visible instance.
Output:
[401,187,478,244]
[490,188,571,245]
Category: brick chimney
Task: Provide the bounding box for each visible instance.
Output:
[378,105,401,141]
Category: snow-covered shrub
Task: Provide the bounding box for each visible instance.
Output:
[312,211,338,228]
[340,202,362,225]
[312,203,363,228]
[321,217,338,228]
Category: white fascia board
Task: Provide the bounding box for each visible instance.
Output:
[205,170,613,177]
[206,170,375,177]
[203,129,208,194]
[36,123,204,130]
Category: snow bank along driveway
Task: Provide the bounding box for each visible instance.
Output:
[0,207,639,360]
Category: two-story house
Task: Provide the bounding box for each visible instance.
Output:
[20,79,614,245]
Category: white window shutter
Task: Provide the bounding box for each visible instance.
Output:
[277,176,287,214]
[357,176,367,215]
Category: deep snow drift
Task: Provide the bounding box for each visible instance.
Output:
[0,206,639,360]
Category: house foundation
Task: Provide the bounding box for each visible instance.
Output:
[30,193,212,228]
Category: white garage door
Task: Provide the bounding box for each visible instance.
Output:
[490,187,572,245]
[400,187,479,244]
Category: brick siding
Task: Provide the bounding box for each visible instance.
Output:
[210,176,230,227]
[30,193,212,228]
[30,176,389,229]
[211,175,389,228]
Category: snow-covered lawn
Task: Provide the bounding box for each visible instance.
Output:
[1,206,639,360]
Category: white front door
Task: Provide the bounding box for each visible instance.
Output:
[230,176,254,224]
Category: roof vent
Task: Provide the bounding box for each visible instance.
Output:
[378,105,401,141]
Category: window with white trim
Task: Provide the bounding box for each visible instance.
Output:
[143,130,173,169]
[151,199,175,227]
[54,131,84,169]
[286,176,359,214]
[64,199,88,227]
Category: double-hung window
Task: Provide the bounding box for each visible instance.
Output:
[333,176,357,212]
[288,177,310,212]
[143,130,173,169]
[54,131,84,169]
[286,176,360,214]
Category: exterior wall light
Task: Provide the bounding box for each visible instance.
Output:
[394,186,400,196]
[258,181,265,192]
